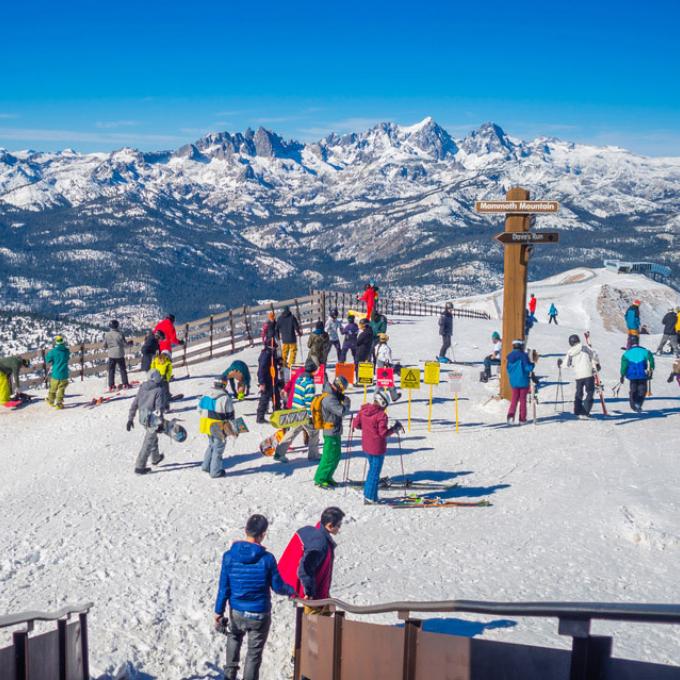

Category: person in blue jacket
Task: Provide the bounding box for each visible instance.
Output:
[624,300,641,349]
[506,339,535,424]
[548,303,558,325]
[214,514,295,680]
[620,336,655,413]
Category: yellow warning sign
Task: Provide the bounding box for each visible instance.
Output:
[357,362,374,385]
[400,367,421,390]
[424,361,440,385]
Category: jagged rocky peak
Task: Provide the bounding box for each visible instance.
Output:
[253,127,303,160]
[400,117,458,160]
[460,122,514,156]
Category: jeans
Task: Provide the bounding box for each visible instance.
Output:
[439,334,451,358]
[202,435,226,477]
[364,454,385,501]
[507,387,529,422]
[483,356,500,377]
[629,379,648,410]
[225,610,271,680]
[135,428,161,469]
[314,435,342,484]
[574,377,595,415]
[107,357,129,388]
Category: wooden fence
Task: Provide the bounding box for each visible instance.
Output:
[11,290,489,390]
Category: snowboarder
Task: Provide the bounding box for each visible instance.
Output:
[357,283,378,322]
[307,321,331,368]
[140,328,165,373]
[45,336,70,409]
[620,336,654,413]
[481,332,502,382]
[325,308,343,362]
[656,307,679,356]
[313,377,351,489]
[624,300,641,349]
[198,380,236,478]
[154,314,183,355]
[437,302,453,363]
[150,349,174,409]
[339,314,359,364]
[352,391,404,504]
[126,369,166,474]
[528,293,537,316]
[221,360,251,400]
[103,319,133,390]
[505,339,534,425]
[558,334,600,419]
[278,507,345,614]
[256,342,282,424]
[356,318,374,368]
[277,305,302,368]
[548,303,558,325]
[274,359,320,463]
[213,514,295,680]
[0,355,30,403]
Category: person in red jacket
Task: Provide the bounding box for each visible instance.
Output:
[277,507,345,614]
[357,283,378,322]
[528,293,537,315]
[154,314,184,354]
[352,391,404,504]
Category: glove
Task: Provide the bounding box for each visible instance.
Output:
[619,376,625,384]
[392,420,405,434]
[126,420,134,431]
[557,358,563,367]
[596,363,601,372]
[214,616,229,635]
[179,339,186,346]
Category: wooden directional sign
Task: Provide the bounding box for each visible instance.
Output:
[495,231,559,245]
[475,200,559,214]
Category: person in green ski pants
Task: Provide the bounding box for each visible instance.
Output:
[45,336,71,409]
[314,376,351,489]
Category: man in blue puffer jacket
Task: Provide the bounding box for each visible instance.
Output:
[624,300,641,349]
[214,514,294,680]
[506,339,535,424]
[620,336,655,413]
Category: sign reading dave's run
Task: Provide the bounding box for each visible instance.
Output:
[494,231,559,244]
[475,200,560,214]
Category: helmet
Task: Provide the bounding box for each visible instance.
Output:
[282,305,290,313]
[633,299,641,306]
[333,376,349,393]
[568,334,580,347]
[491,331,500,340]
[166,314,176,322]
[378,333,389,342]
[330,308,339,318]
[55,335,64,345]
[161,349,171,358]
[304,358,317,374]
[374,390,389,408]
[109,319,119,329]
[511,339,524,348]
[347,314,355,322]
[445,302,453,311]
[629,335,639,346]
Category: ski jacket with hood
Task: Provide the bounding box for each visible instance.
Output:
[278,524,337,599]
[356,326,374,362]
[292,372,315,415]
[549,304,558,317]
[150,355,173,382]
[0,356,24,387]
[46,344,70,381]
[621,346,655,380]
[308,331,331,364]
[563,343,599,380]
[214,541,293,615]
[439,311,453,337]
[128,370,165,425]
[662,311,678,335]
[320,382,351,437]
[624,306,640,331]
[353,403,390,455]
[154,318,180,353]
[221,360,251,389]
[325,317,342,342]
[506,349,534,389]
[198,388,234,435]
[103,329,128,359]
[340,322,359,348]
[277,310,301,344]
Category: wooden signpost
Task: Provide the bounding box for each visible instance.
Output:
[476,188,560,400]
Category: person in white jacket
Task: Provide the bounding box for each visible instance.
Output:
[558,334,601,419]
[375,333,392,368]
[325,308,343,362]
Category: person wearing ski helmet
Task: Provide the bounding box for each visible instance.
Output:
[620,335,655,413]
[352,390,404,504]
[313,376,351,489]
[45,335,70,409]
[154,313,183,355]
[437,302,454,363]
[104,319,133,391]
[126,369,166,474]
[624,299,641,349]
[277,305,302,368]
[339,314,359,364]
[150,349,174,409]
[325,308,343,362]
[481,331,502,382]
[308,321,331,368]
[357,282,378,322]
[198,380,236,478]
[558,334,600,419]
[505,339,534,424]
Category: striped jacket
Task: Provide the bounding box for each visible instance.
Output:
[198,388,234,435]
[292,374,315,415]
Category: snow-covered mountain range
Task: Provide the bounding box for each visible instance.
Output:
[1,118,679,325]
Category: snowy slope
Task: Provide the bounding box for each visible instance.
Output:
[2,273,680,679]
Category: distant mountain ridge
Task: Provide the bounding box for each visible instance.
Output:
[0,118,679,325]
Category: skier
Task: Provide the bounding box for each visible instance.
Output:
[278,506,345,614]
[256,342,282,424]
[150,349,174,409]
[154,314,184,355]
[339,314,359,364]
[357,283,378,322]
[505,339,534,425]
[548,303,558,325]
[437,302,453,363]
[620,336,655,413]
[0,355,30,403]
[126,369,166,474]
[481,332,502,382]
[558,334,600,419]
[324,308,343,362]
[198,380,236,478]
[274,359,320,463]
[277,305,302,368]
[307,321,331,368]
[528,293,537,316]
[313,376,351,489]
[213,514,295,680]
[260,311,278,344]
[140,328,165,373]
[221,360,251,400]
[656,307,679,356]
[103,319,132,390]
[352,391,404,504]
[624,300,641,349]
[375,333,392,368]
[45,336,70,409]
[356,318,374,368]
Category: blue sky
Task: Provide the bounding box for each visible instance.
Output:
[1,0,678,155]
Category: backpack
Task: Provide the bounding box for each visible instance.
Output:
[310,393,330,430]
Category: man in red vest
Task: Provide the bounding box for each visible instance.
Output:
[154,314,184,354]
[278,507,345,614]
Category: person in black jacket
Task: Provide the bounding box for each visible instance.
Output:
[356,319,374,378]
[277,306,302,368]
[437,303,453,362]
[256,343,282,423]
[656,308,679,356]
[140,329,165,372]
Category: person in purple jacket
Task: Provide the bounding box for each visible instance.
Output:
[339,314,359,364]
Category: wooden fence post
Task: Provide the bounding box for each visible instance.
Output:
[229,310,236,352]
[209,315,214,359]
[58,618,68,680]
[295,298,303,331]
[13,629,28,680]
[41,348,49,388]
[183,324,189,366]
[80,343,85,381]
[244,306,254,346]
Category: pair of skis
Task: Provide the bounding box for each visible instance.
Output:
[387,495,491,509]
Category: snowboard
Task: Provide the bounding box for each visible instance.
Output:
[2,394,33,410]
[259,429,285,457]
[162,418,187,442]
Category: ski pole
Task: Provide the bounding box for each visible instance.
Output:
[396,430,406,480]
[342,423,354,483]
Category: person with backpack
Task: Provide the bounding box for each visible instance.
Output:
[505,339,535,425]
[154,314,184,355]
[339,314,359,364]
[620,336,655,413]
[126,369,166,474]
[548,303,558,325]
[277,305,302,368]
[437,303,453,363]
[624,300,641,349]
[221,359,251,400]
[104,319,133,390]
[481,332,502,382]
[140,328,165,373]
[656,307,679,356]
[278,507,345,614]
[214,514,295,680]
[256,342,282,424]
[353,390,404,504]
[45,335,70,409]
[558,334,600,419]
[199,380,236,478]
[325,308,343,362]
[313,377,351,489]
[0,355,30,403]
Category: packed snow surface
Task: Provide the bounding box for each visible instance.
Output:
[2,269,680,679]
